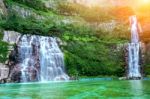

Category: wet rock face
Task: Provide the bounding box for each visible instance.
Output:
[9,36,40,82]
[2,31,69,83]
[0,63,9,83]
[10,71,21,83]
[10,64,38,82]
[9,35,69,82]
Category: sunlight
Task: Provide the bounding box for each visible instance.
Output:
[143,0,149,3]
[139,0,150,4]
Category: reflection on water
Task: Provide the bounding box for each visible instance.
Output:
[17,83,66,99]
[0,80,150,99]
[130,80,143,99]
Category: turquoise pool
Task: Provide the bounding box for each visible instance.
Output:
[0,79,150,99]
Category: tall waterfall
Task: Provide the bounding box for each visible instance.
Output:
[128,16,141,79]
[17,35,69,82]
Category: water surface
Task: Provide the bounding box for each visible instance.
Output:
[0,79,149,99]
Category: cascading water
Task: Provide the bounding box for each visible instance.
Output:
[16,35,69,82]
[128,16,141,79]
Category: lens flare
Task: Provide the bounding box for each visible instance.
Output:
[142,0,150,4]
[143,0,149,2]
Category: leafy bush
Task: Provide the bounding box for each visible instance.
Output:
[11,0,47,11]
[64,41,125,77]
[143,46,150,76]
[0,41,9,63]
[0,13,64,36]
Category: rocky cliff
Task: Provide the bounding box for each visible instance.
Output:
[0,0,150,83]
[0,31,21,83]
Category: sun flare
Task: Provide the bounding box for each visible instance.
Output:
[143,0,149,3]
[140,0,150,4]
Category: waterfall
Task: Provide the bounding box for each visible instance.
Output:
[17,35,69,82]
[128,16,141,79]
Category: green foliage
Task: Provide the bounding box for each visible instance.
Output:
[0,41,9,63]
[64,51,79,77]
[0,30,9,63]
[0,13,63,36]
[1,0,130,77]
[112,24,130,40]
[0,30,3,40]
[64,41,125,77]
[0,11,128,76]
[11,0,47,11]
[144,49,150,75]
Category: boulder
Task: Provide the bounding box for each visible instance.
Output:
[3,31,21,44]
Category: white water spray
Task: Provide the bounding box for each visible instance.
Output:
[128,16,141,79]
[17,35,69,82]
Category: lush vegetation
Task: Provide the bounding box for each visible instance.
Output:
[144,48,150,76]
[5,0,47,11]
[0,30,9,63]
[0,0,135,77]
[0,14,53,35]
[64,41,125,77]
